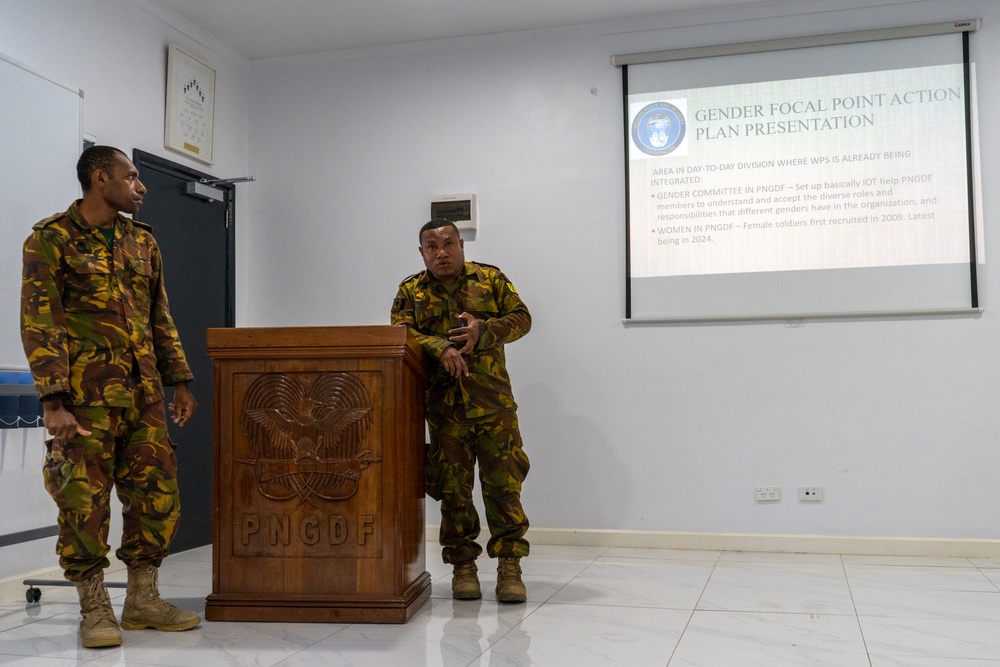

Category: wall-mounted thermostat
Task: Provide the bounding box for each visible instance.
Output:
[431,193,477,232]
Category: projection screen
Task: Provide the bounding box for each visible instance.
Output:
[615,20,982,322]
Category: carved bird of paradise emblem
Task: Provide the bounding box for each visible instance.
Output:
[238,373,380,506]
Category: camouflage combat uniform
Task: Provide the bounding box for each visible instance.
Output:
[391,261,531,564]
[21,201,193,581]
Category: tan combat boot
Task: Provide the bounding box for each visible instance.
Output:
[495,556,526,603]
[74,570,122,648]
[452,561,482,600]
[120,564,200,632]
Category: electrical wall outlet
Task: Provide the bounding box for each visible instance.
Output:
[755,486,780,501]
[798,486,824,502]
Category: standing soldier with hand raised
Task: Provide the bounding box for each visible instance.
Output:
[391,218,532,603]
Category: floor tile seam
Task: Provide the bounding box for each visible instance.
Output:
[527,568,588,607]
[687,551,719,619]
[852,588,1000,600]
[275,622,352,645]
[847,571,1000,593]
[97,622,180,655]
[80,651,117,666]
[844,564,983,574]
[663,606,698,666]
[261,633,348,667]
[864,649,1000,661]
[592,554,722,563]
[524,555,608,583]
[672,650,873,664]
[670,649,874,666]
[195,623,350,667]
[972,563,1000,593]
[0,609,62,630]
[695,605,861,617]
[712,563,856,575]
[596,552,724,563]
[529,548,611,561]
[0,622,166,662]
[568,556,719,593]
[579,548,609,565]
[6,606,97,632]
[837,553,876,665]
[688,607,860,618]
[718,551,843,562]
[541,598,698,612]
[0,646,54,660]
[833,564,1000,579]
[681,606,872,658]
[465,644,490,667]
[856,611,1000,623]
[704,573,861,587]
[846,582,1000,594]
[584,563,723,574]
[567,575,719,586]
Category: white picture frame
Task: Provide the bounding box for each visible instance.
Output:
[164,44,216,165]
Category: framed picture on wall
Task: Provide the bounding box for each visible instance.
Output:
[164,44,216,165]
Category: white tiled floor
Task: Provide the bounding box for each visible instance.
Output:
[4,543,1000,665]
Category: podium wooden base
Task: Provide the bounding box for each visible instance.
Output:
[205,573,431,624]
[205,326,430,623]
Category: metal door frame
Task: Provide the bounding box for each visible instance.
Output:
[132,149,236,327]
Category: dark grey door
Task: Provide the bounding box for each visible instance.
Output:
[133,149,234,552]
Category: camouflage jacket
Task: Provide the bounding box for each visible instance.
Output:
[21,201,193,407]
[391,261,530,418]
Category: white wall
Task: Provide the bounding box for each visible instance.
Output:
[0,0,252,323]
[247,0,1000,541]
[0,0,250,579]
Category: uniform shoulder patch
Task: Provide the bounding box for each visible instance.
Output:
[399,271,428,287]
[31,212,69,231]
[474,261,502,272]
[471,262,516,289]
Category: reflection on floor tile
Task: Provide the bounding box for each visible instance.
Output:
[4,542,1000,665]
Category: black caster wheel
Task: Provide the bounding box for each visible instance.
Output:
[25,586,41,603]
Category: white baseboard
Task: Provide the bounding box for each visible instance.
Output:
[425,525,1000,559]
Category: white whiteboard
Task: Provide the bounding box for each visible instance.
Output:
[0,53,82,368]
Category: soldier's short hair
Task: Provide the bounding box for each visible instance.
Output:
[77,146,127,191]
[420,218,460,244]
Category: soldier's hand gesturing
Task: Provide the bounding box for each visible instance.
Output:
[448,312,480,355]
[439,347,470,378]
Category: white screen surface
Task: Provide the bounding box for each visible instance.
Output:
[623,31,980,320]
[0,54,82,367]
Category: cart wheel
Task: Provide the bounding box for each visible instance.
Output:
[25,587,41,603]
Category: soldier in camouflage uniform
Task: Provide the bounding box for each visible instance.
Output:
[391,219,531,603]
[21,146,201,648]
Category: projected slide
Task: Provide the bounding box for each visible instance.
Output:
[628,64,969,279]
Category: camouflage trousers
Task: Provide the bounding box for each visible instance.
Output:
[41,389,180,582]
[426,408,529,564]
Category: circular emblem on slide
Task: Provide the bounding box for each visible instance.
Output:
[631,102,686,156]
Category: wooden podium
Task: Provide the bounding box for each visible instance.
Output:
[204,325,430,623]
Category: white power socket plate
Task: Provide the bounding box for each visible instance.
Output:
[755,486,780,501]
